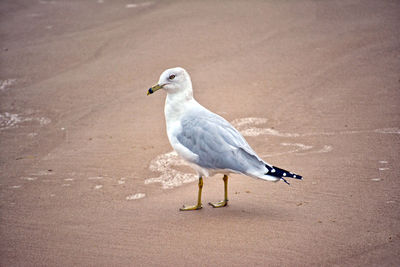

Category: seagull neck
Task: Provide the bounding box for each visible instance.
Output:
[165,90,195,122]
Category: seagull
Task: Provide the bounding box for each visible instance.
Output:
[147,67,303,211]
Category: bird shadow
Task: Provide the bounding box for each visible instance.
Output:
[178,202,294,223]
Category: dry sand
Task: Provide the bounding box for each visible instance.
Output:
[1,0,400,265]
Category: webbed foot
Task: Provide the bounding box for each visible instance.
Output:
[180,204,203,211]
[208,200,228,208]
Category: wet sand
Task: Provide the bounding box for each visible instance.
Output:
[1,0,400,265]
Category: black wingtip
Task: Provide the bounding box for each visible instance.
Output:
[265,164,302,183]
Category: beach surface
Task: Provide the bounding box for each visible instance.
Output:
[1,0,399,265]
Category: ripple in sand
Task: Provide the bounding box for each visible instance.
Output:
[0,113,25,130]
[88,176,104,180]
[32,170,54,176]
[0,79,16,92]
[0,112,51,130]
[374,128,400,134]
[126,4,138,8]
[126,2,152,8]
[39,0,56,4]
[126,193,146,200]
[145,151,197,189]
[231,117,299,137]
[21,177,37,181]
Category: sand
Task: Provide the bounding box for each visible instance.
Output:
[1,0,399,265]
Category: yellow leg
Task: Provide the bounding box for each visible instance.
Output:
[180,177,203,211]
[209,175,229,208]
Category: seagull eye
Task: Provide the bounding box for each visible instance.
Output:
[169,74,176,80]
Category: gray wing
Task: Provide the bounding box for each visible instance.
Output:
[176,108,265,173]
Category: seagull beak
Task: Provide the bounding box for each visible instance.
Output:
[147,84,163,95]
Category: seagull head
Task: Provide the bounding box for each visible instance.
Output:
[147,67,193,96]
